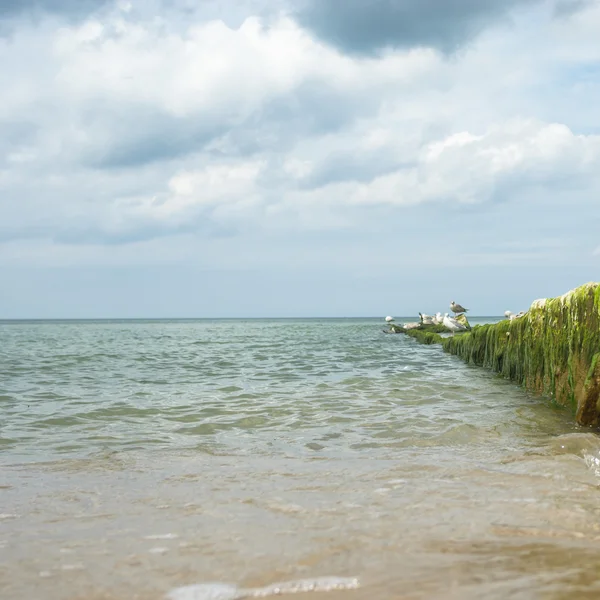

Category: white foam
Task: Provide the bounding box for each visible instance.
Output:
[166,577,359,600]
[583,451,600,478]
[145,533,179,540]
[167,583,239,600]
[253,578,360,596]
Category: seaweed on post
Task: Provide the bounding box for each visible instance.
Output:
[401,283,600,427]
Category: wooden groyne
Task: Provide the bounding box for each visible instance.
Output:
[401,282,600,427]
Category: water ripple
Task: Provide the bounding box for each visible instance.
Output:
[0,318,580,461]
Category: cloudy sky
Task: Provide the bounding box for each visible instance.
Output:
[1,0,599,318]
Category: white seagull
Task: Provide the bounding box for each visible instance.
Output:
[443,313,468,335]
[419,312,434,325]
[385,316,394,322]
[433,312,443,325]
[450,301,469,315]
[505,310,525,321]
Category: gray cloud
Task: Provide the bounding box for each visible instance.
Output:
[0,0,281,27]
[0,0,111,18]
[73,78,383,170]
[0,119,38,163]
[553,0,598,17]
[295,0,541,55]
[82,110,229,169]
[298,152,413,190]
[251,81,381,151]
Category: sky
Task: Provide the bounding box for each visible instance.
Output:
[0,0,599,318]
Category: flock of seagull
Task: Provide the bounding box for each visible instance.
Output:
[385,301,470,335]
[386,302,528,335]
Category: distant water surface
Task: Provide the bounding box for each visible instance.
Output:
[1,318,600,600]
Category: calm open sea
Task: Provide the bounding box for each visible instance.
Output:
[1,318,600,600]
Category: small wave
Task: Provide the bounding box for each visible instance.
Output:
[583,451,600,479]
[540,433,600,457]
[167,576,360,600]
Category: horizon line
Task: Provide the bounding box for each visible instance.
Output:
[0,315,502,321]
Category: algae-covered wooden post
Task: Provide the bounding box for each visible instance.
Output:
[403,282,600,427]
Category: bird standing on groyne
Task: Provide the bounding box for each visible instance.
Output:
[450,301,468,315]
[505,310,526,321]
[419,312,434,325]
[443,313,468,335]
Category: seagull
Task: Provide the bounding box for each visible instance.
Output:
[385,316,394,322]
[450,301,469,315]
[404,322,421,330]
[505,310,525,321]
[419,312,434,325]
[433,312,443,325]
[443,313,468,335]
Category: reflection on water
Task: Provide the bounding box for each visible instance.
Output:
[0,319,599,599]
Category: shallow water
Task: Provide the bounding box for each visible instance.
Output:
[1,318,600,600]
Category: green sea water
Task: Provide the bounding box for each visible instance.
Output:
[1,319,600,600]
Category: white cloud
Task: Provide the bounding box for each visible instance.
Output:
[50,13,438,124]
[129,160,265,223]
[268,120,600,221]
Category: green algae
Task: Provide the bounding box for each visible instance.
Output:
[585,353,600,388]
[405,283,600,427]
[406,329,444,345]
[387,323,447,335]
[420,324,448,334]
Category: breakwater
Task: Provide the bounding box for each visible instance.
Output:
[402,282,600,427]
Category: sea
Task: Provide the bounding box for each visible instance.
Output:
[2,318,600,600]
